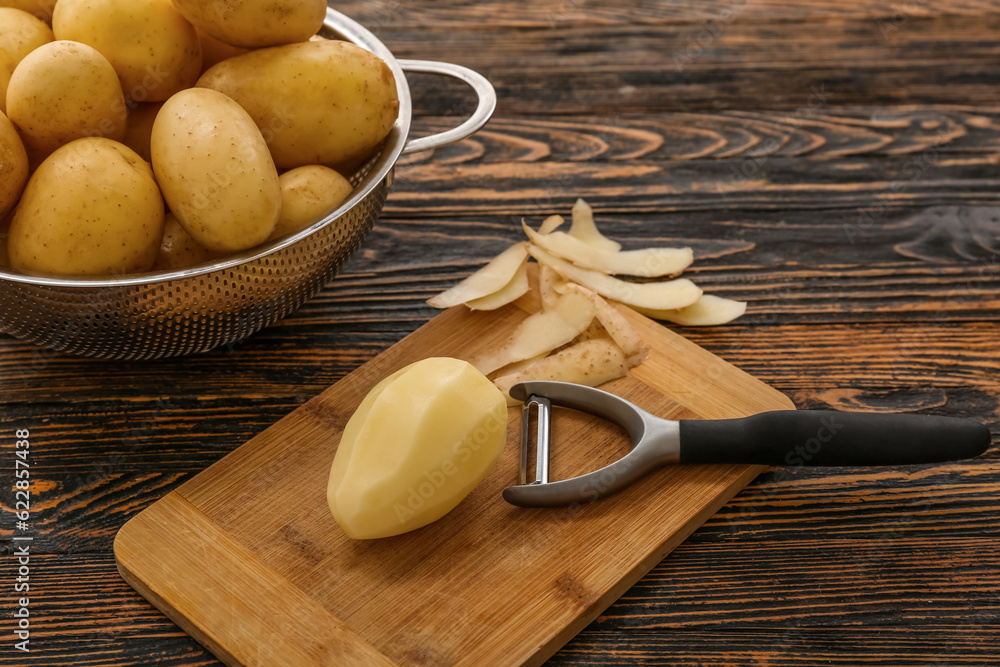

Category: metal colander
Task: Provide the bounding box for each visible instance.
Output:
[0,9,496,361]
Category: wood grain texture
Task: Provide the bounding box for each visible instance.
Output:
[3,0,1000,664]
[112,301,795,666]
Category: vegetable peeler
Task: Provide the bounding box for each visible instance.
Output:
[503,381,992,508]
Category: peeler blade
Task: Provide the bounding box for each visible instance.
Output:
[520,395,551,485]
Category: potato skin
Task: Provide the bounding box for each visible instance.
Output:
[6,40,126,164]
[151,88,280,253]
[0,0,56,23]
[52,0,202,102]
[8,137,165,276]
[121,101,162,163]
[171,0,326,49]
[270,165,353,241]
[0,7,53,113]
[152,212,223,270]
[197,40,399,169]
[0,110,28,219]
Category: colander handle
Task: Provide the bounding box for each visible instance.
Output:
[398,60,497,155]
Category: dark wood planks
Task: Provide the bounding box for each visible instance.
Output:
[3,0,1000,665]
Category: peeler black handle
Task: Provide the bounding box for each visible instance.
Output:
[678,410,991,466]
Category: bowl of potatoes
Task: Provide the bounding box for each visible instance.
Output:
[0,3,495,360]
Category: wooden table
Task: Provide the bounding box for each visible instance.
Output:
[4,1,1000,664]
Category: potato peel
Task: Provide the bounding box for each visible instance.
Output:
[493,337,629,405]
[523,220,693,278]
[471,290,596,376]
[528,245,702,311]
[568,198,620,252]
[465,258,530,311]
[631,294,747,326]
[426,242,528,309]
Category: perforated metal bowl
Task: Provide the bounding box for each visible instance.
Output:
[0,8,495,361]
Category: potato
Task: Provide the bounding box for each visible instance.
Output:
[121,101,162,163]
[196,27,246,72]
[172,0,326,49]
[269,165,353,241]
[6,40,126,164]
[8,137,164,275]
[0,110,28,219]
[328,357,507,539]
[197,40,399,169]
[53,0,201,102]
[0,7,53,113]
[153,213,224,271]
[151,87,280,253]
[0,1,56,23]
[0,209,12,266]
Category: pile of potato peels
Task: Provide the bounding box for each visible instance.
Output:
[427,200,746,403]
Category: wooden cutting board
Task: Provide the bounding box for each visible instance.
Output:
[114,294,794,667]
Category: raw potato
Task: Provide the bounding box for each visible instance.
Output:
[53,0,202,102]
[426,242,529,309]
[172,0,326,49]
[151,87,280,253]
[121,102,162,163]
[569,198,620,252]
[0,110,28,218]
[493,338,629,405]
[327,357,507,540]
[523,220,693,278]
[0,7,53,113]
[196,27,246,71]
[197,39,399,168]
[465,258,529,311]
[8,137,164,275]
[152,213,224,271]
[471,290,596,375]
[269,165,353,241]
[0,1,55,23]
[5,40,126,164]
[529,245,702,311]
[632,294,748,326]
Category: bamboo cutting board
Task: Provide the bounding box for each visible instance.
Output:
[114,296,794,667]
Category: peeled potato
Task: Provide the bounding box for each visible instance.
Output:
[328,357,507,540]
[0,7,53,113]
[6,40,126,164]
